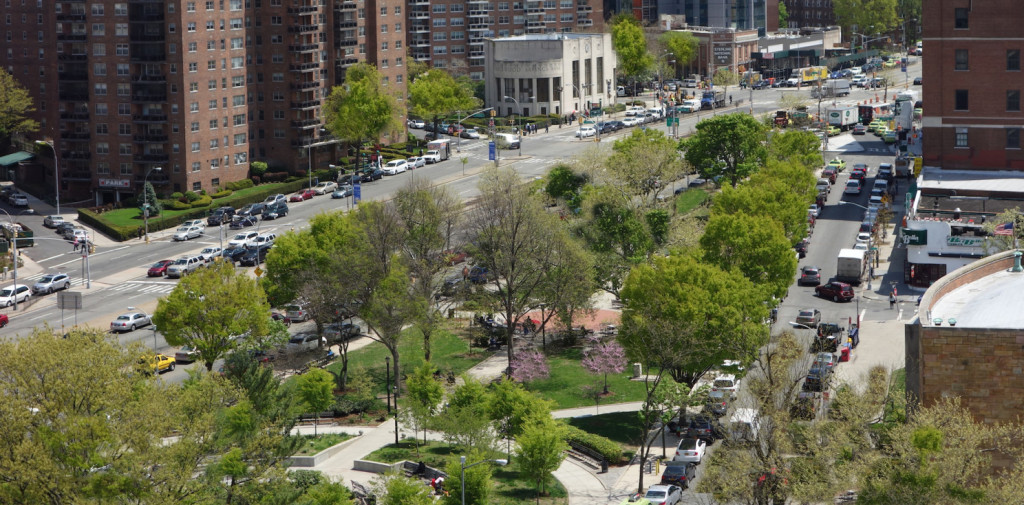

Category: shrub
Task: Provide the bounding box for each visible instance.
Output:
[265,171,289,182]
[250,160,268,177]
[170,192,184,200]
[164,199,191,211]
[250,176,261,185]
[183,191,200,202]
[226,179,255,191]
[190,195,213,208]
[563,425,623,463]
[212,189,233,199]
[294,169,307,178]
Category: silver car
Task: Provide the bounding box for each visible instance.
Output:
[199,246,222,262]
[110,310,151,332]
[172,226,203,241]
[32,273,71,294]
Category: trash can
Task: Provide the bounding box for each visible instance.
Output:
[839,346,851,362]
[632,362,642,378]
[600,459,609,473]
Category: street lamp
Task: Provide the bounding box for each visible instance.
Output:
[460,456,508,505]
[34,140,60,215]
[143,166,162,243]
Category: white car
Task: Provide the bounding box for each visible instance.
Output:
[644,485,683,505]
[313,181,338,195]
[622,116,641,127]
[181,219,206,230]
[172,226,203,241]
[43,215,65,228]
[199,246,223,262]
[857,232,872,244]
[251,232,276,248]
[711,374,740,399]
[575,125,597,138]
[287,333,320,352]
[406,156,426,169]
[673,437,707,464]
[808,204,820,219]
[382,159,409,175]
[460,128,481,139]
[9,194,28,206]
[229,231,259,248]
[844,179,861,195]
[407,118,425,129]
[0,284,30,307]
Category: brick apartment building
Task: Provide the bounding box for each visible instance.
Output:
[409,0,604,80]
[779,0,834,29]
[3,0,405,206]
[922,1,1024,171]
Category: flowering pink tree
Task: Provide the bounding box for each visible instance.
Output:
[581,337,627,394]
[509,349,550,384]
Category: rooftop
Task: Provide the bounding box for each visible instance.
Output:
[928,268,1024,328]
[919,166,1024,197]
[497,33,603,41]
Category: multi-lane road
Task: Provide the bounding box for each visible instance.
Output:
[1,60,922,367]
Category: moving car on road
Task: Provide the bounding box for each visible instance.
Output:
[111,309,151,332]
[673,437,706,464]
[799,266,822,286]
[148,259,174,277]
[32,273,71,294]
[815,281,855,302]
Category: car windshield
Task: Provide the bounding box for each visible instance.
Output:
[176,227,188,232]
[202,248,214,253]
[0,289,12,297]
[288,336,305,344]
[174,259,188,265]
[679,439,698,450]
[799,310,815,317]
[714,379,733,388]
[39,275,54,282]
[645,491,667,499]
[116,315,130,321]
[233,234,247,240]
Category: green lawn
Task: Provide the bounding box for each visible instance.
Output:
[293,433,353,455]
[566,411,643,450]
[525,347,648,409]
[96,183,286,227]
[676,188,709,214]
[326,326,488,395]
[365,440,567,505]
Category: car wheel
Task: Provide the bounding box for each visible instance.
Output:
[169,363,175,372]
[0,319,6,327]
[130,324,136,331]
[833,295,840,302]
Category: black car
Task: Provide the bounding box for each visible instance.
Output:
[55,222,75,235]
[360,168,384,182]
[804,364,833,392]
[237,203,266,217]
[262,202,289,220]
[207,206,235,226]
[238,245,271,266]
[913,76,922,85]
[686,415,720,442]
[794,238,809,258]
[607,120,625,130]
[661,462,697,489]
[596,122,615,134]
[229,215,258,229]
[752,79,770,90]
[221,247,248,264]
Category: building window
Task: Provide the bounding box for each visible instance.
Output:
[954,49,968,71]
[955,127,968,148]
[96,123,108,134]
[120,163,131,175]
[954,7,969,29]
[1009,50,1021,71]
[96,143,109,154]
[193,182,202,191]
[115,23,128,36]
[1008,128,1021,149]
[1009,90,1021,112]
[954,89,968,111]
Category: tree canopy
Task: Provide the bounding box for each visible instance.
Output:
[699,212,798,300]
[0,68,39,138]
[408,69,479,129]
[324,62,403,157]
[660,31,698,68]
[605,128,686,208]
[682,113,768,187]
[611,16,652,82]
[832,0,899,39]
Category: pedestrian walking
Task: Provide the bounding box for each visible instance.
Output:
[73,237,79,252]
[729,95,733,105]
[889,293,897,309]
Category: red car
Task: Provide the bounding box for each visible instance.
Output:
[822,167,837,184]
[289,189,316,202]
[443,249,468,265]
[815,281,855,302]
[0,313,8,327]
[148,259,174,277]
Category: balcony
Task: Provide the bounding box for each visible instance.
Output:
[411,24,430,34]
[290,100,320,110]
[288,24,319,33]
[468,10,489,16]
[133,133,169,142]
[413,54,431,62]
[289,43,320,53]
[337,19,357,28]
[57,32,88,41]
[468,37,484,44]
[58,71,89,81]
[130,52,166,62]
[133,113,168,122]
[60,112,90,121]
[132,92,167,103]
[527,7,544,13]
[467,0,489,4]
[287,5,320,14]
[59,91,89,101]
[336,1,357,9]
[291,119,320,128]
[129,33,165,42]
[337,57,359,67]
[290,61,321,71]
[60,131,91,140]
[469,51,485,58]
[57,53,88,61]
[61,151,91,160]
[291,138,316,148]
[409,0,429,4]
[134,153,169,163]
[56,12,87,21]
[129,12,164,22]
[133,73,166,82]
[411,10,430,19]
[527,20,546,27]
[469,24,489,30]
[336,39,357,47]
[411,38,431,47]
[290,81,321,90]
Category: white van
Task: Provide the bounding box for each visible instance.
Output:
[680,99,702,113]
[624,105,645,117]
[728,408,761,443]
[493,132,520,149]
[616,85,627,97]
[645,107,664,119]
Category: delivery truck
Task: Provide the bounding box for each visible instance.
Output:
[812,79,852,98]
[836,248,867,284]
[827,105,858,131]
[680,99,702,113]
[701,89,726,110]
[791,66,829,85]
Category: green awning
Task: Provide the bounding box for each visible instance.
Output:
[0,151,35,167]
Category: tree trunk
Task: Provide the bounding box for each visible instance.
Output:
[423,326,432,362]
[390,347,401,398]
[204,359,214,372]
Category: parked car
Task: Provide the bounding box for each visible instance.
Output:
[406,156,426,169]
[0,284,30,307]
[172,226,203,241]
[711,374,740,399]
[673,437,707,464]
[287,333,320,352]
[55,222,75,236]
[208,206,235,225]
[799,266,822,286]
[815,281,855,302]
[661,462,697,489]
[198,246,223,262]
[686,415,720,442]
[175,345,200,363]
[407,118,426,129]
[110,309,151,332]
[794,238,809,258]
[360,168,384,182]
[146,354,176,374]
[382,159,410,175]
[262,194,286,206]
[286,304,310,322]
[251,232,276,248]
[822,167,838,183]
[181,219,206,230]
[813,352,838,372]
[229,215,259,229]
[313,181,338,195]
[9,194,28,206]
[913,76,922,85]
[289,189,316,202]
[576,125,597,138]
[148,259,174,277]
[221,247,248,264]
[332,184,354,199]
[644,484,682,505]
[827,158,846,172]
[460,128,481,139]
[43,215,65,228]
[705,390,729,416]
[844,180,862,195]
[228,231,258,248]
[238,245,271,266]
[166,255,203,278]
[324,322,361,341]
[238,202,267,217]
[262,202,289,220]
[32,273,71,294]
[795,308,822,327]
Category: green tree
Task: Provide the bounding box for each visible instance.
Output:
[139,181,160,217]
[832,0,899,39]
[404,363,445,446]
[0,68,39,138]
[579,197,656,299]
[441,450,497,505]
[538,233,596,348]
[699,212,797,300]
[611,16,652,94]
[545,164,588,212]
[296,369,336,436]
[372,472,434,505]
[408,69,478,137]
[778,1,789,27]
[153,261,283,371]
[713,160,817,245]
[982,207,1022,253]
[682,113,768,187]
[619,253,769,388]
[660,31,698,72]
[516,420,567,501]
[605,128,686,208]
[324,63,402,174]
[486,379,555,458]
[434,377,496,452]
[712,68,740,101]
[766,129,823,169]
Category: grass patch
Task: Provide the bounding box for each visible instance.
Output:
[365,440,568,505]
[97,183,277,227]
[566,411,642,450]
[676,188,709,214]
[525,347,647,409]
[293,433,353,456]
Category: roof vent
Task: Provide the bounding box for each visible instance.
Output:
[932,318,943,326]
[1012,251,1023,273]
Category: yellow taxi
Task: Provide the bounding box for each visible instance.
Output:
[145,354,176,374]
[827,158,846,172]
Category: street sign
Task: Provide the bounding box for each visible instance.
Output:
[57,291,82,310]
[488,141,496,161]
[353,182,362,203]
[901,63,907,72]
[254,266,263,277]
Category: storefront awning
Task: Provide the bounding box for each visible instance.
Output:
[0,151,35,167]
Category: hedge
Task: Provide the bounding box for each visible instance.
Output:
[226,179,254,191]
[80,179,309,242]
[212,189,233,199]
[562,425,623,463]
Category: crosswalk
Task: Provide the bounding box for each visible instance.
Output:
[106,280,178,295]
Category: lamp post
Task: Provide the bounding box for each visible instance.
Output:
[0,209,19,310]
[393,384,399,444]
[143,166,162,243]
[460,456,508,505]
[34,140,60,215]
